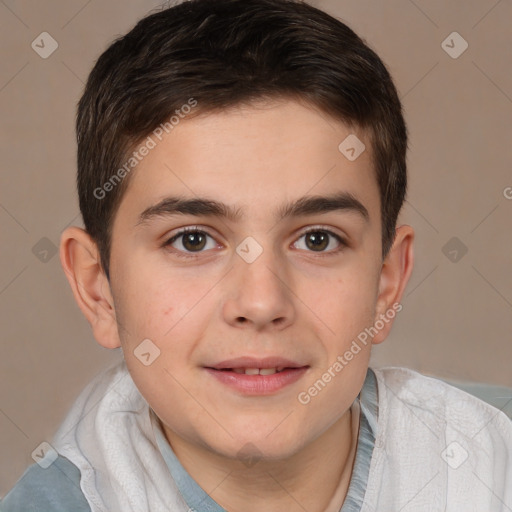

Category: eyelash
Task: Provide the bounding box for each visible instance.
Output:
[162,226,347,259]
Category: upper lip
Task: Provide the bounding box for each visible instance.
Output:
[206,356,308,370]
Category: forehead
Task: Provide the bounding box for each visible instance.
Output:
[114,99,380,228]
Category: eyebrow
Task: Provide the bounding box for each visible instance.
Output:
[136,191,370,227]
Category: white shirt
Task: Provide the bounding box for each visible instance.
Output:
[2,361,512,511]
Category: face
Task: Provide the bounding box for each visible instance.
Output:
[108,99,385,461]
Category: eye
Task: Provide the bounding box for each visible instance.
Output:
[163,225,347,259]
[163,227,218,258]
[293,227,346,254]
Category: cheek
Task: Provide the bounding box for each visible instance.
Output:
[310,266,379,336]
[162,305,174,317]
[113,254,183,339]
[114,270,213,379]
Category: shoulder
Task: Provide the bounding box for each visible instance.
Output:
[371,366,512,463]
[0,454,90,512]
[373,366,512,434]
[363,366,512,507]
[375,365,510,411]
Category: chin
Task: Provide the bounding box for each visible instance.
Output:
[206,426,307,463]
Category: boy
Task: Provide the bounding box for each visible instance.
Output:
[2,0,511,510]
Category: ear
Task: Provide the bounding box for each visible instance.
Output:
[372,224,414,345]
[59,226,121,349]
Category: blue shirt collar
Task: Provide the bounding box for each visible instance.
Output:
[151,367,378,512]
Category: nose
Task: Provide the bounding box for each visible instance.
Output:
[222,244,296,331]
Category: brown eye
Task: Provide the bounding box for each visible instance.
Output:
[181,231,207,251]
[305,231,329,251]
[164,228,217,258]
[294,228,346,254]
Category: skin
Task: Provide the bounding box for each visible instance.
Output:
[60,98,414,512]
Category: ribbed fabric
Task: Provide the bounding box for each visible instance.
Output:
[340,368,378,511]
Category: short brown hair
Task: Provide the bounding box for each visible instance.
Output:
[77,0,407,280]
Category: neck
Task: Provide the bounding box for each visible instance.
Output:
[162,402,359,512]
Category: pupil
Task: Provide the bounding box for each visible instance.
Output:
[307,232,327,251]
[184,232,206,251]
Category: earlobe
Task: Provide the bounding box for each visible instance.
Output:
[59,226,121,349]
[372,224,415,344]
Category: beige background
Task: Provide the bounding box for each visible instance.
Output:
[1,0,511,497]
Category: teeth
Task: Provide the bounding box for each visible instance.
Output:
[228,367,284,375]
[259,368,277,375]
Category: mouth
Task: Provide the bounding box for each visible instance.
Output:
[204,356,310,395]
[213,366,296,375]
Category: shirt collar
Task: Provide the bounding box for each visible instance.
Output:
[151,366,379,512]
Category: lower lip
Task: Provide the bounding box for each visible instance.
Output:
[204,367,309,395]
